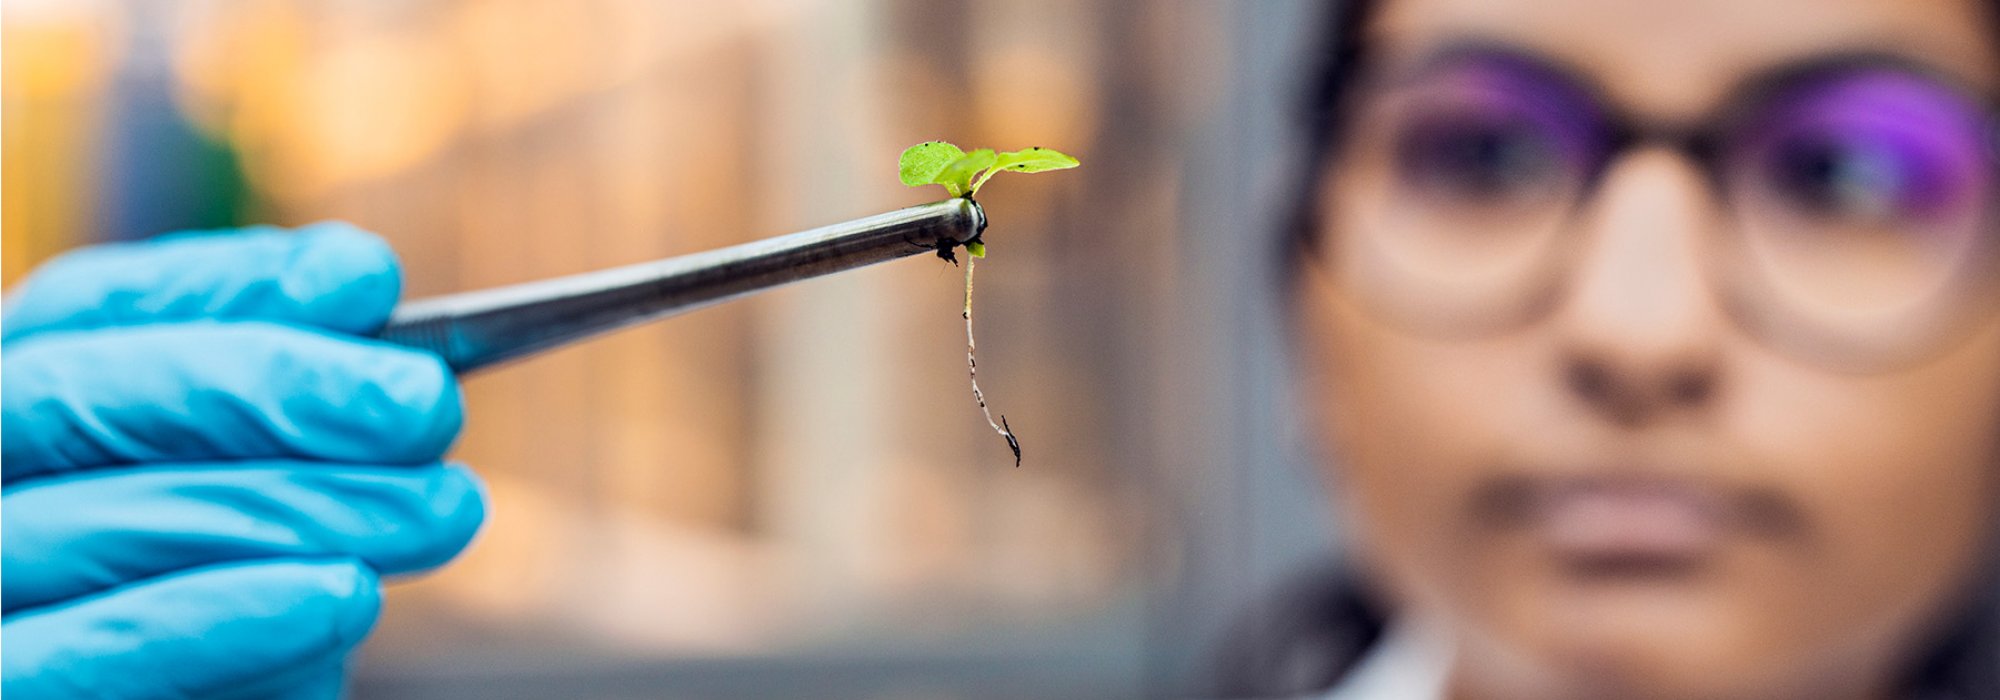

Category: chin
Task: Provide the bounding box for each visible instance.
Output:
[1461,557,1811,700]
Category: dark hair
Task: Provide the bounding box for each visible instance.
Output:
[1275,0,1373,292]
[1238,0,2000,697]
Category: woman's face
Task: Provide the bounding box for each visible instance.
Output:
[1298,0,2000,697]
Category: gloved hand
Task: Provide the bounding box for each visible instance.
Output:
[1,223,487,699]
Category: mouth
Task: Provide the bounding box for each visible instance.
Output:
[1475,472,1805,578]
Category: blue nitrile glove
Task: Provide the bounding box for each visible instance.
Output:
[0,223,486,699]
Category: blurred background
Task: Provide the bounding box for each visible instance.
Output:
[2,1,1340,697]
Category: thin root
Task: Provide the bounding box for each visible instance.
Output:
[964,257,1021,467]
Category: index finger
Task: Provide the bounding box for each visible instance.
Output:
[1,222,401,343]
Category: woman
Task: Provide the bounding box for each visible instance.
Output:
[1229,0,2000,697]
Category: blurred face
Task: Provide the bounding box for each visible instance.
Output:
[1297,0,2000,698]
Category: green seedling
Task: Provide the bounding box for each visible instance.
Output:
[898,140,1079,467]
[900,142,1079,200]
[899,142,1079,263]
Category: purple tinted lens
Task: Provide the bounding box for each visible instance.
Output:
[1391,53,1608,204]
[1738,68,1993,227]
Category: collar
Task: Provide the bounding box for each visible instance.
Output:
[1316,616,1453,700]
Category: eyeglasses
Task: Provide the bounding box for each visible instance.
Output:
[1317,46,2000,371]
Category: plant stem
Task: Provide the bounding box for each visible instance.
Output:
[964,256,1021,466]
[968,167,998,197]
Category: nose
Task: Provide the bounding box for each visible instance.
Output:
[1553,148,1729,427]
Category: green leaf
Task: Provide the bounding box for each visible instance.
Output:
[970,146,1080,194]
[899,142,1079,199]
[899,141,966,188]
[966,240,987,258]
[992,146,1080,173]
[935,148,996,198]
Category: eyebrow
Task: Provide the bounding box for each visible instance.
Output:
[1368,37,1997,120]
[1724,49,1997,111]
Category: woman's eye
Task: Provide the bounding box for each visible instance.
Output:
[1768,129,1968,230]
[1395,116,1566,204]
[1763,134,1916,224]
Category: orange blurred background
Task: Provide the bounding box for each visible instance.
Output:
[2,1,1336,697]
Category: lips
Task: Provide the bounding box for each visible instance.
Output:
[1475,473,1804,576]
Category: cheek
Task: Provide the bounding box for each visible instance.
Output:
[1299,169,1530,608]
[1729,320,2000,647]
[1299,266,1559,609]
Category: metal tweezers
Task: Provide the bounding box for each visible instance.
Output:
[376,198,986,373]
